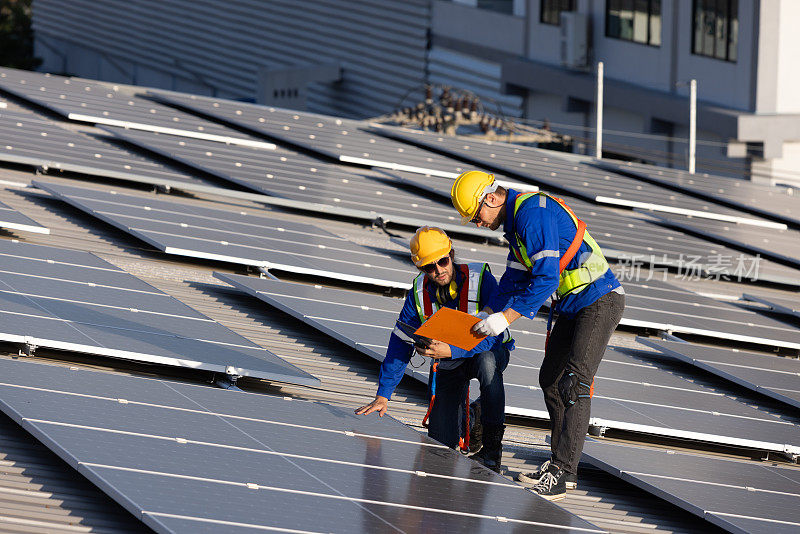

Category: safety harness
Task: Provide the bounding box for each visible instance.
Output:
[512,192,602,397]
[411,263,511,453]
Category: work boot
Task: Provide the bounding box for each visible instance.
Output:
[532,464,567,501]
[518,460,577,489]
[474,424,504,473]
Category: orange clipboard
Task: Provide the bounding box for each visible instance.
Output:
[414,307,486,351]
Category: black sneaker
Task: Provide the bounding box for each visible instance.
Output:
[532,464,567,501]
[518,461,578,489]
[517,459,550,484]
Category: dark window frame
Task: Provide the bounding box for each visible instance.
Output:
[691,0,738,62]
[605,0,662,47]
[540,0,575,26]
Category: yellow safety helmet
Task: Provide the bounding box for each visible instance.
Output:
[451,170,498,224]
[410,226,452,267]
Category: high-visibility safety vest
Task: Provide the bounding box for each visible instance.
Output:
[411,263,513,345]
[511,192,609,298]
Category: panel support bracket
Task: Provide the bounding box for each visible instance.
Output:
[214,366,242,391]
[18,339,37,357]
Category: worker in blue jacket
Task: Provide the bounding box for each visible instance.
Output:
[356,226,514,472]
[451,170,625,500]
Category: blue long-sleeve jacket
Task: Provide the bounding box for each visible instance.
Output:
[377,264,514,400]
[488,189,622,320]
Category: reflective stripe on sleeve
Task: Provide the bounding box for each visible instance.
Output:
[539,194,547,208]
[506,259,528,271]
[530,249,560,262]
[392,325,413,343]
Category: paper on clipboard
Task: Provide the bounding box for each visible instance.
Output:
[414,307,486,351]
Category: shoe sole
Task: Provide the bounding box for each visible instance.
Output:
[517,472,544,484]
[537,492,566,501]
[566,481,577,490]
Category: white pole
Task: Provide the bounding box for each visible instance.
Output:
[689,79,696,174]
[596,61,603,159]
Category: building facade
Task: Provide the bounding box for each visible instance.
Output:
[32,0,800,184]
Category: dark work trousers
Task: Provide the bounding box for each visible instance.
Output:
[427,343,510,449]
[540,291,625,474]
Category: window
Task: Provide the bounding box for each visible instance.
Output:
[540,0,574,25]
[692,0,738,61]
[606,0,662,46]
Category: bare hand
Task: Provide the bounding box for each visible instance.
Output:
[415,339,451,359]
[355,395,389,417]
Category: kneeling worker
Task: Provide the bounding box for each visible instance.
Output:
[356,227,514,472]
[451,171,625,500]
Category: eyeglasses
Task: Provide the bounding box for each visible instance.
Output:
[421,255,451,273]
[469,200,485,224]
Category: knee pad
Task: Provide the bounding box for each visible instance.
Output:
[558,371,592,407]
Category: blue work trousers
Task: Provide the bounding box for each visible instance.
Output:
[427,344,510,449]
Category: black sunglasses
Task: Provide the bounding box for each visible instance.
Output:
[469,199,485,224]
[421,255,451,273]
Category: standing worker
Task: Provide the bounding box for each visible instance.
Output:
[356,227,514,473]
[451,171,625,500]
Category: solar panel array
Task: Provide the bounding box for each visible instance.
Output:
[0,239,317,385]
[35,180,416,290]
[149,91,515,179]
[215,274,800,456]
[380,169,800,287]
[0,357,602,534]
[0,67,276,149]
[0,108,209,188]
[638,337,800,410]
[101,126,492,239]
[0,199,49,234]
[582,439,800,534]
[369,125,782,228]
[600,159,800,228]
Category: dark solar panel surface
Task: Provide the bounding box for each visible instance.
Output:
[599,159,800,228]
[638,337,800,410]
[379,169,800,287]
[101,126,493,239]
[582,439,800,534]
[0,108,209,187]
[0,199,49,234]
[648,211,800,269]
[370,125,779,228]
[0,240,317,384]
[0,67,274,149]
[743,293,800,320]
[216,274,800,454]
[35,180,415,290]
[0,357,601,534]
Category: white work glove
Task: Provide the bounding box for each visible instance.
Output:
[473,312,509,337]
[476,311,490,320]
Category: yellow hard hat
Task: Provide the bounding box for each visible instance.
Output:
[410,226,452,267]
[451,170,498,224]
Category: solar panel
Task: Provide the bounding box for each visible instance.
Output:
[34,180,416,290]
[100,126,494,240]
[647,211,800,269]
[638,337,800,410]
[581,439,800,533]
[0,240,317,385]
[380,172,800,287]
[369,125,782,228]
[215,274,800,455]
[0,108,210,188]
[0,200,49,234]
[599,159,800,228]
[0,67,276,149]
[149,91,524,180]
[621,279,800,351]
[0,357,602,534]
[743,293,800,320]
